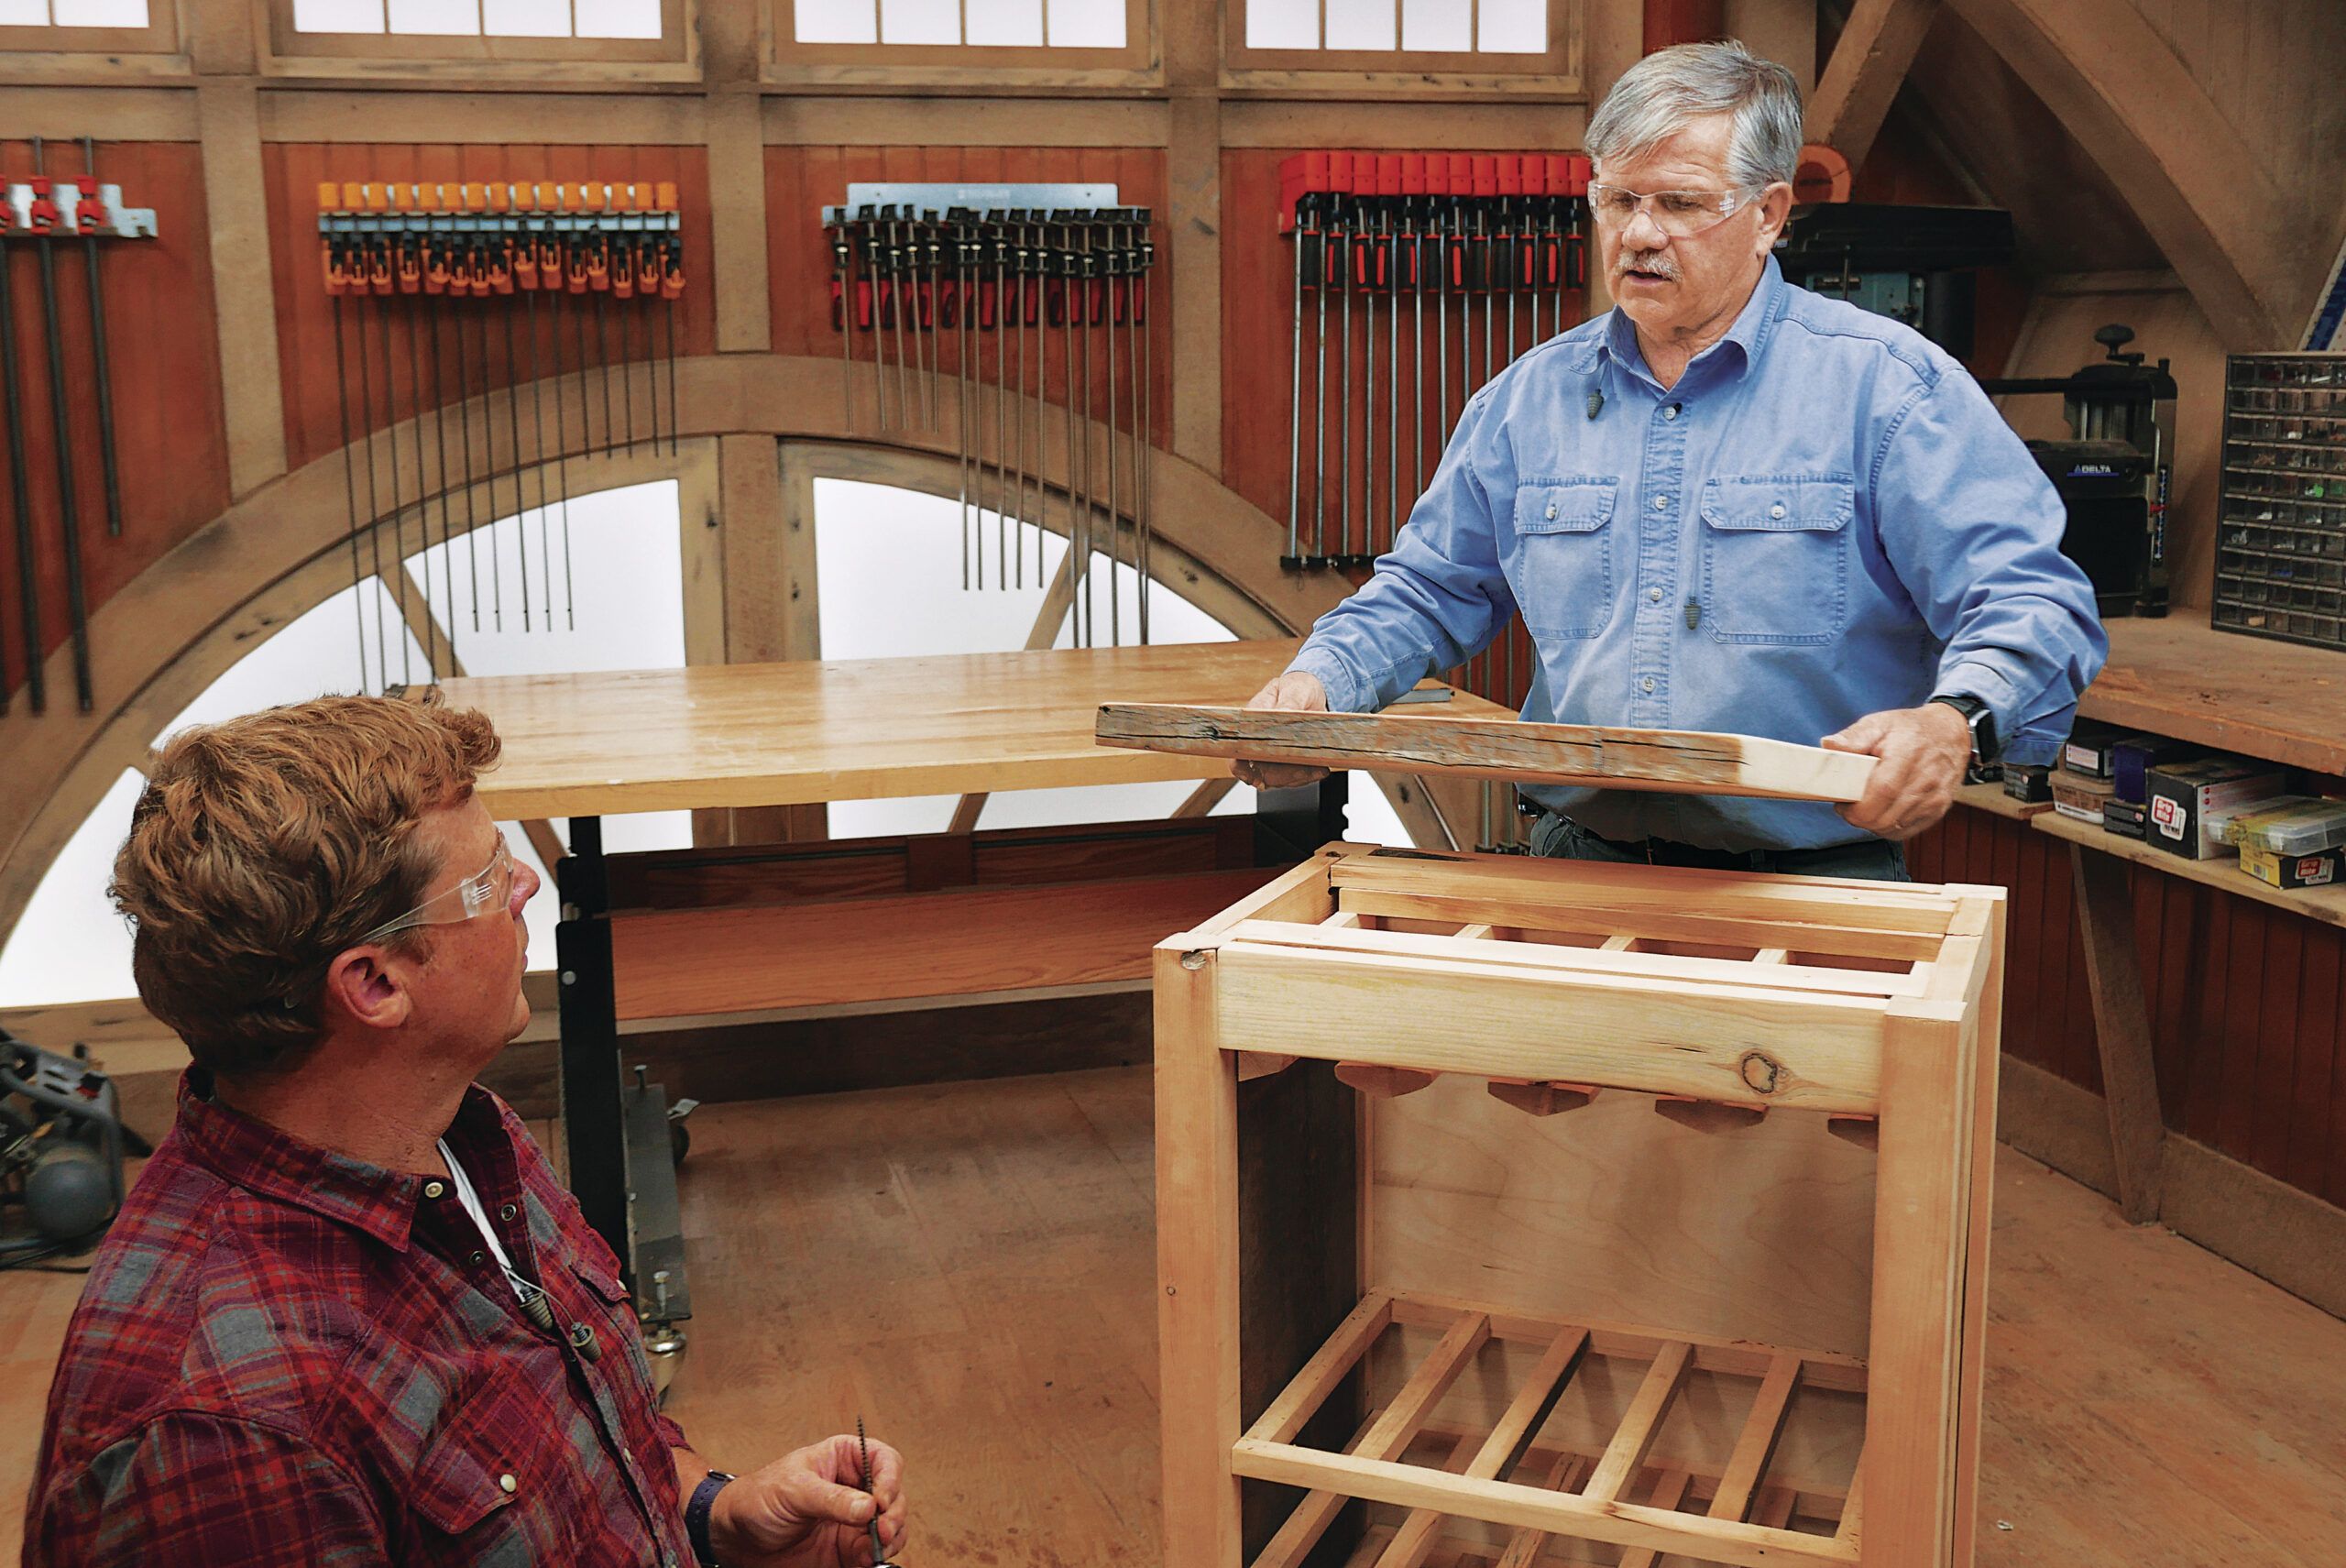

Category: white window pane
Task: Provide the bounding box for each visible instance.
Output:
[0,0,50,22]
[878,0,956,43]
[1326,0,1396,50]
[291,0,385,31]
[1477,0,1544,52]
[574,0,661,38]
[483,0,568,36]
[0,770,144,1008]
[794,0,876,43]
[388,0,479,34]
[1399,0,1468,50]
[1245,0,1316,49]
[54,0,148,24]
[1044,0,1121,47]
[968,0,1041,45]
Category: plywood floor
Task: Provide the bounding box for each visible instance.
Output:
[5,1068,2345,1564]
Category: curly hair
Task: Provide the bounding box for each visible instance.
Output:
[110,694,502,1079]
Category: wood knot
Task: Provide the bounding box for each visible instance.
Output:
[1201,723,1223,741]
[1738,1050,1785,1095]
[1179,950,1208,970]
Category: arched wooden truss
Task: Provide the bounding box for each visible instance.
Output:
[0,353,1467,943]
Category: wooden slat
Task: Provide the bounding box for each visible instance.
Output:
[1708,1354,1803,1523]
[1384,1292,1869,1392]
[1373,1428,1490,1568]
[1095,706,1880,803]
[1222,918,1929,998]
[1835,1456,1864,1547]
[1375,1325,1592,1568]
[1614,1468,1695,1568]
[1244,1290,1396,1445]
[1583,1341,1694,1503]
[1230,1440,1858,1568]
[1250,1311,1493,1568]
[1212,942,1889,1115]
[1492,1452,1593,1568]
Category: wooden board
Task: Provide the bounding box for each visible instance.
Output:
[2083,614,2346,779]
[1096,707,1880,803]
[438,641,1353,818]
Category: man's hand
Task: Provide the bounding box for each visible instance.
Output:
[1233,669,1332,791]
[1820,703,1972,842]
[709,1434,907,1568]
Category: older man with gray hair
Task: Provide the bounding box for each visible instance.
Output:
[1242,39,2105,879]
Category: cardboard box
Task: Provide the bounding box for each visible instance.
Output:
[2060,720,2136,780]
[2240,844,2342,890]
[2102,798,2148,839]
[2146,759,2289,860]
[2110,735,2200,804]
[2003,762,2052,804]
[2050,767,2117,824]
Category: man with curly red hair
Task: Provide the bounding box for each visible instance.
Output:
[25,694,907,1568]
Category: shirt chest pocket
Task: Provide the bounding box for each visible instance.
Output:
[407,1374,592,1566]
[1698,474,1857,644]
[1511,477,1619,640]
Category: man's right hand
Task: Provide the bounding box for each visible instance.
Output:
[1233,670,1332,791]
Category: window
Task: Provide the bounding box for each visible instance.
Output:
[792,0,1124,48]
[267,0,685,67]
[289,0,661,38]
[773,0,1150,76]
[1229,0,1576,82]
[0,0,175,54]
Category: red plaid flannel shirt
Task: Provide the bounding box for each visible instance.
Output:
[23,1074,701,1568]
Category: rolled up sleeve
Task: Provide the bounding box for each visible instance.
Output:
[1870,371,2109,765]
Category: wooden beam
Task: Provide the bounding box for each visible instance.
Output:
[1803,0,1941,171]
[1163,0,1220,472]
[2067,843,2165,1223]
[947,534,1081,834]
[195,80,286,499]
[1945,0,2297,348]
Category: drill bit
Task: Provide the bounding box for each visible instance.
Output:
[857,1417,891,1566]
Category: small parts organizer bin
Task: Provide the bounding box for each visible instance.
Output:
[2215,351,2346,652]
[1156,845,2004,1568]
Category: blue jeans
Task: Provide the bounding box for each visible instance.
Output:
[1529,813,1913,883]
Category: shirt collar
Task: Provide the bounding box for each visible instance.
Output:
[1586,254,1785,387]
[175,1069,510,1255]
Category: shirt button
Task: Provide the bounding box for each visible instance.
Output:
[1664,405,1681,421]
[1641,676,1657,693]
[499,1203,518,1223]
[499,1473,518,1495]
[1648,587,1662,602]
[1770,502,1787,520]
[1652,495,1668,510]
[468,1250,486,1266]
[1544,502,1558,520]
[422,1180,446,1200]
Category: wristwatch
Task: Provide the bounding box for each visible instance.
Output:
[1928,694,2000,767]
[685,1470,736,1567]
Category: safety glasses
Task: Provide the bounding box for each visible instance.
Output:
[357,839,517,945]
[1586,182,1765,238]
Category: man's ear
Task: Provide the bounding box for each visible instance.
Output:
[321,945,413,1033]
[1751,181,1793,258]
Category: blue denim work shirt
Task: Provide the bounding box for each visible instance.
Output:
[1290,257,2109,852]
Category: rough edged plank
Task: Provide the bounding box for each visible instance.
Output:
[1096,706,1879,803]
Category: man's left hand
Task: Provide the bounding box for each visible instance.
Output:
[709,1434,907,1568]
[1820,703,1972,842]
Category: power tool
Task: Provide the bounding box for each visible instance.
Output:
[1,1029,134,1267]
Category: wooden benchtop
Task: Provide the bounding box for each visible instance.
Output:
[438,641,1505,820]
[2084,615,2346,777]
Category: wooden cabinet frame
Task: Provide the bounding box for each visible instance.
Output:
[1157,845,2005,1567]
[254,0,699,82]
[0,0,186,78]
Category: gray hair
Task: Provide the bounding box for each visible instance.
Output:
[1585,39,1803,191]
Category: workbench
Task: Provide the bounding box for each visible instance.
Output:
[438,641,1492,1322]
[1955,612,2346,1227]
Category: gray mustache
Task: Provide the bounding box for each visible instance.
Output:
[1617,253,1681,280]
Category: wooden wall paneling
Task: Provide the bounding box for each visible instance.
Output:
[2290,928,2341,1201]
[197,85,285,499]
[0,138,228,694]
[2328,945,2346,1212]
[2071,844,2164,1223]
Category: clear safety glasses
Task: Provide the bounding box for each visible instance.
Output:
[1586,182,1764,238]
[358,839,517,945]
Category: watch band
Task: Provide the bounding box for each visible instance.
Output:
[1928,693,1999,765]
[685,1470,735,1567]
